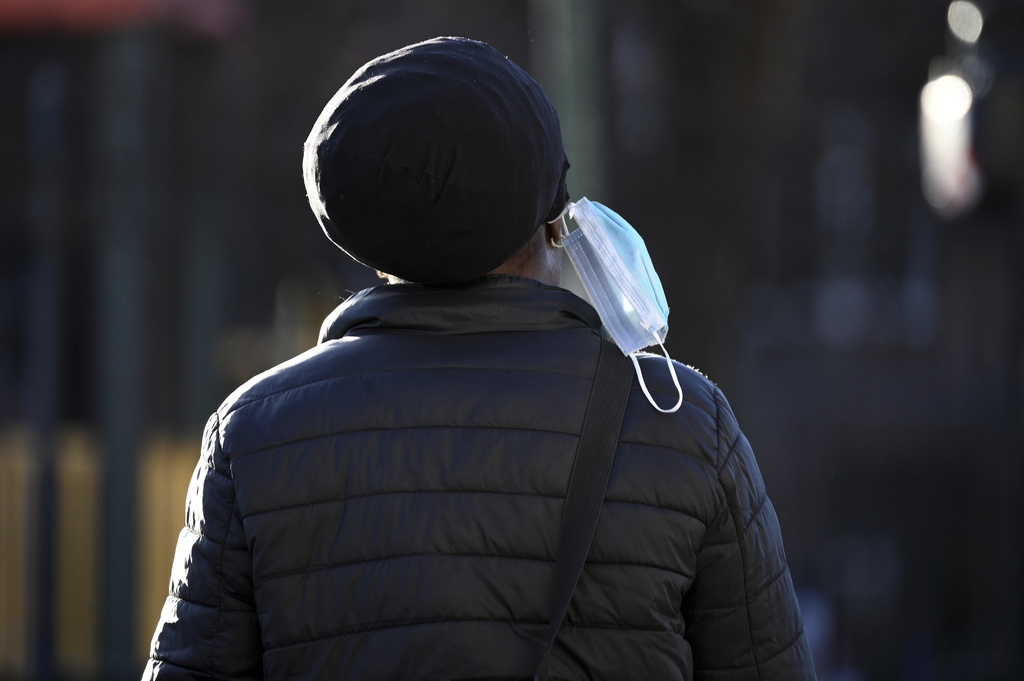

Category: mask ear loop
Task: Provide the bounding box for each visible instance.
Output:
[629,339,683,414]
[548,203,573,248]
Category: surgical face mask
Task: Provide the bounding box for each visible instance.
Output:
[555,198,683,413]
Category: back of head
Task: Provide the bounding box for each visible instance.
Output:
[303,37,570,285]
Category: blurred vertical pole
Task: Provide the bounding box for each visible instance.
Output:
[94,31,157,679]
[527,0,607,199]
[26,61,67,681]
[183,49,231,429]
[183,189,224,429]
[528,0,607,300]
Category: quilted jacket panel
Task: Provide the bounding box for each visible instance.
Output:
[143,277,815,681]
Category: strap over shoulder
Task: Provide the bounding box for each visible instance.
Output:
[535,339,634,678]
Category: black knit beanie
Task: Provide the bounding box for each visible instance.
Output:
[302,36,570,284]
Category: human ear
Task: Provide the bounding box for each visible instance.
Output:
[545,217,564,248]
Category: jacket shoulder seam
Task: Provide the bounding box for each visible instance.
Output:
[714,385,763,679]
[228,424,579,460]
[209,412,238,677]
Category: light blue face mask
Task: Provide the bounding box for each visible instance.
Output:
[555,198,683,413]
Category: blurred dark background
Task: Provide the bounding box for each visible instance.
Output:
[1,0,1021,680]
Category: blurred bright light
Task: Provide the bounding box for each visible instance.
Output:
[919,73,982,218]
[947,1,983,44]
[921,74,973,122]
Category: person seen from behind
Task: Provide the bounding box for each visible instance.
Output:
[142,36,817,681]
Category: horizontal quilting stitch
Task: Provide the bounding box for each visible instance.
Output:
[617,438,714,467]
[697,539,735,553]
[255,550,552,585]
[693,661,758,672]
[241,488,564,520]
[255,553,693,587]
[167,595,256,615]
[229,423,579,459]
[149,656,262,681]
[264,615,549,650]
[264,615,670,651]
[240,491,709,530]
[582,558,692,579]
[165,594,221,611]
[183,525,224,546]
[228,364,589,412]
[680,601,746,613]
[560,621,671,633]
[198,463,229,480]
[602,498,709,527]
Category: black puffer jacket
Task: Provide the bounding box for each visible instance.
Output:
[143,276,815,681]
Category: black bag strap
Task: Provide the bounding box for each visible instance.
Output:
[535,340,635,678]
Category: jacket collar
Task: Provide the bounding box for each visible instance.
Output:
[318,275,602,343]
